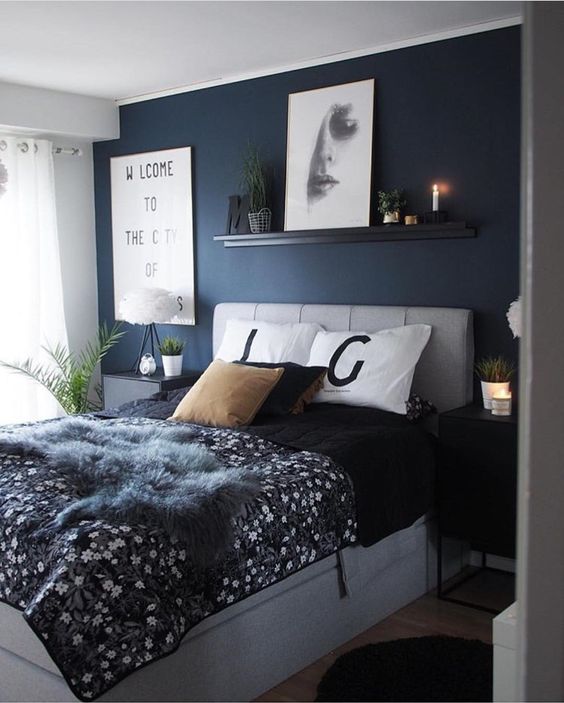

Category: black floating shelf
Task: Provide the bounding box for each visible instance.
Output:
[214,222,476,248]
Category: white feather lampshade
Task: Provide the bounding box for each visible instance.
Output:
[506,296,522,339]
[119,288,178,325]
[118,288,180,373]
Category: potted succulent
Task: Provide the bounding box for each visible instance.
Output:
[377,189,407,224]
[159,336,185,377]
[475,356,516,409]
[241,143,271,233]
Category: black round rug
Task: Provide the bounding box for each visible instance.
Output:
[315,635,492,702]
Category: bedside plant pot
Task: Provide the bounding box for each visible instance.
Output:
[248,208,272,234]
[481,381,510,409]
[162,355,183,377]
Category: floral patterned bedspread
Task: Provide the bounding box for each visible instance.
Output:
[0,416,356,700]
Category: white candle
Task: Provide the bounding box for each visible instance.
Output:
[432,184,439,211]
[492,390,512,416]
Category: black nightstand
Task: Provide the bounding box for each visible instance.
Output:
[102,371,200,409]
[437,404,518,612]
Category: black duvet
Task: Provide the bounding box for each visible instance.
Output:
[105,392,436,548]
[248,403,436,547]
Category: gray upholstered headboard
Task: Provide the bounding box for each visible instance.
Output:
[213,303,474,413]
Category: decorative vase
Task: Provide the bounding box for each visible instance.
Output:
[248,208,272,233]
[480,381,510,409]
[162,354,183,377]
[383,211,400,224]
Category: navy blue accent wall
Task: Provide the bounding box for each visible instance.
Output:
[94,27,521,386]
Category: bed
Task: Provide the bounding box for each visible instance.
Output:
[0,302,473,702]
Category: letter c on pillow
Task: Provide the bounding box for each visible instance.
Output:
[327,335,370,387]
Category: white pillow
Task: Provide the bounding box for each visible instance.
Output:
[215,319,323,365]
[307,325,432,414]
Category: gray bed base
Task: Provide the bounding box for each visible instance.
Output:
[0,517,440,702]
[0,303,473,702]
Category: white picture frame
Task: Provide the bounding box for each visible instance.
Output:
[110,147,195,325]
[284,79,374,232]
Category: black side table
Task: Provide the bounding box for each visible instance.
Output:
[437,404,518,612]
[102,371,200,409]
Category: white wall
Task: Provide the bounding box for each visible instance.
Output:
[53,138,99,362]
[517,2,564,700]
[0,81,118,140]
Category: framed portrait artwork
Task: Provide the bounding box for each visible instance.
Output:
[110,146,195,325]
[284,79,374,231]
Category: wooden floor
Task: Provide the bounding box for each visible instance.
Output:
[255,568,513,702]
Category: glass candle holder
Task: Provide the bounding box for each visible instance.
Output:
[492,390,512,416]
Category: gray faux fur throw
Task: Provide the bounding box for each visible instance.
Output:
[0,417,261,564]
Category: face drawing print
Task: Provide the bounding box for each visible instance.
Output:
[307,102,360,207]
[285,79,373,231]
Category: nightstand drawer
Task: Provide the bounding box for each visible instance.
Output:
[102,371,200,409]
[103,376,161,408]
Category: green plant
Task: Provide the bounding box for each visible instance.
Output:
[474,356,516,382]
[158,336,185,356]
[377,189,406,215]
[240,143,269,213]
[0,322,124,415]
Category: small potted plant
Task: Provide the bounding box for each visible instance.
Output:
[159,336,185,377]
[241,143,271,233]
[475,356,516,409]
[377,189,406,224]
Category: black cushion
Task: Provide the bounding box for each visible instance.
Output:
[235,361,327,416]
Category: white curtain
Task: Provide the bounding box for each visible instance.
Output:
[0,136,68,424]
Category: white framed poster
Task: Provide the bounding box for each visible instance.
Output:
[110,147,195,324]
[284,79,374,231]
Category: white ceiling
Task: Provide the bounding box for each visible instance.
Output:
[0,1,522,102]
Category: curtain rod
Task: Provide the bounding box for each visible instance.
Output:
[0,139,82,157]
[52,146,83,157]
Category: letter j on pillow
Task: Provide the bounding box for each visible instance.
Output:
[307,325,432,415]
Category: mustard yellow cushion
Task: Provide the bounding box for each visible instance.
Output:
[168,359,284,428]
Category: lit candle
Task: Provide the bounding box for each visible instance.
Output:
[432,184,439,211]
[492,390,512,416]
